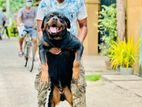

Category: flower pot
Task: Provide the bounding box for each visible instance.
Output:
[119,67,133,75]
[105,60,111,70]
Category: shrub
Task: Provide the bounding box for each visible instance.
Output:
[109,37,140,69]
[98,4,117,56]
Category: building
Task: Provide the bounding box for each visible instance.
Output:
[84,0,100,55]
[85,0,142,74]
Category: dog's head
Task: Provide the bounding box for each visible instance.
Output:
[42,11,71,40]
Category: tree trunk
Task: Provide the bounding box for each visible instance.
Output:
[6,0,10,17]
[116,0,126,40]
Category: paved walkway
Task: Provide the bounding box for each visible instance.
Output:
[0,38,142,107]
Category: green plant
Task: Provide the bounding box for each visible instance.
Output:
[109,37,140,69]
[8,20,18,37]
[85,75,101,81]
[98,4,117,56]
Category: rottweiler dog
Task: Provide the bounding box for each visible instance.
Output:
[39,11,83,107]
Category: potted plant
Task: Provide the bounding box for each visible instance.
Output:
[98,4,117,69]
[109,37,140,75]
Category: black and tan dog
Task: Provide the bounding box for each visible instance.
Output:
[39,11,83,107]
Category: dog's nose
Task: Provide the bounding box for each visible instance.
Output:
[52,16,58,21]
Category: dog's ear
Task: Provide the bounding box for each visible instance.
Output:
[64,16,71,29]
[41,16,47,31]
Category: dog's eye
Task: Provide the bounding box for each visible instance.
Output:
[60,19,65,23]
[50,14,54,17]
[58,15,62,19]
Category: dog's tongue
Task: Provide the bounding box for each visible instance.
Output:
[50,27,57,33]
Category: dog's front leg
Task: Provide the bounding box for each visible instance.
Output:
[40,63,49,82]
[72,53,80,80]
[39,44,49,82]
[72,44,83,81]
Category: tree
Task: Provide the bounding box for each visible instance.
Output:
[10,0,24,12]
[116,0,126,40]
[1,0,39,13]
[0,0,24,12]
[0,0,5,10]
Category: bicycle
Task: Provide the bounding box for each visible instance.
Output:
[23,30,35,72]
[0,25,3,40]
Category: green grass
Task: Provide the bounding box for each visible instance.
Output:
[85,74,101,81]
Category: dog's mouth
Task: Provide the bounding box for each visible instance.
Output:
[47,25,63,40]
[47,21,65,39]
[48,25,63,34]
